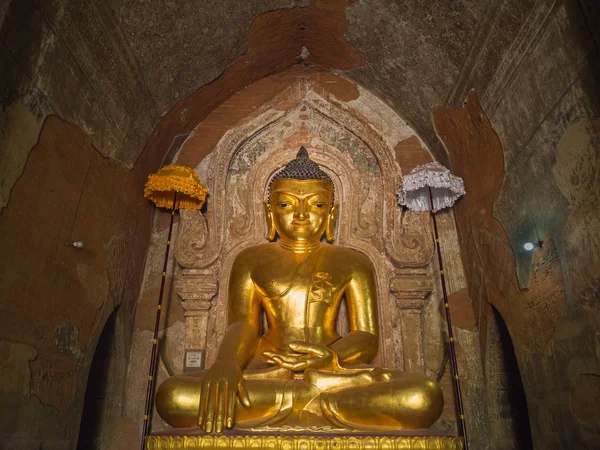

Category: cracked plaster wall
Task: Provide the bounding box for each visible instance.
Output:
[432,2,600,447]
[0,114,154,448]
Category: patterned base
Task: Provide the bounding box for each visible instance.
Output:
[145,434,464,450]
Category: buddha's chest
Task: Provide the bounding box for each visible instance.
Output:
[251,253,346,317]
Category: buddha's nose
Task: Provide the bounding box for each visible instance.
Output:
[294,202,308,220]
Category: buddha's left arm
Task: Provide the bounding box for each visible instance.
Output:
[330,257,379,365]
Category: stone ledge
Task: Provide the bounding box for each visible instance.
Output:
[146,434,464,449]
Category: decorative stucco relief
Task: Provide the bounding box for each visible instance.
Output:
[174,86,437,369]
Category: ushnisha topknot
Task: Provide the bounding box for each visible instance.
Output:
[270,147,333,184]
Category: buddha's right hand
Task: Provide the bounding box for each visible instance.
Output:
[198,360,251,433]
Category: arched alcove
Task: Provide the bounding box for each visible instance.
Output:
[173,83,437,369]
[77,308,120,450]
[127,70,473,439]
[486,306,533,449]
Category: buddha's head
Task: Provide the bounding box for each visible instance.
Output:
[265,147,339,244]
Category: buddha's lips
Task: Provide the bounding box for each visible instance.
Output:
[292,220,311,229]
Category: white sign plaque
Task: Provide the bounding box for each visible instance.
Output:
[184,350,205,372]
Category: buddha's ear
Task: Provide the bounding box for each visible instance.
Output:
[326,204,339,242]
[263,201,276,241]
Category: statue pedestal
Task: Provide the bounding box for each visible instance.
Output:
[146,430,464,450]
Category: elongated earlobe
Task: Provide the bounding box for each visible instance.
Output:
[263,202,276,241]
[325,205,339,242]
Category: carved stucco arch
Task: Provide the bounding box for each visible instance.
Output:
[174,88,434,367]
[176,91,433,268]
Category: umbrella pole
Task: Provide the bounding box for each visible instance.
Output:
[140,192,178,450]
[428,187,469,450]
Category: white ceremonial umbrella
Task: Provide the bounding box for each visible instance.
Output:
[398,161,468,449]
[397,162,465,212]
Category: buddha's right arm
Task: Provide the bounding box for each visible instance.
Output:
[216,249,262,368]
[198,251,259,432]
[213,322,260,368]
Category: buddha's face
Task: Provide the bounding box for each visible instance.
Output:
[269,179,334,242]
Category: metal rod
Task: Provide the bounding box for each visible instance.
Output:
[428,187,469,450]
[140,192,178,450]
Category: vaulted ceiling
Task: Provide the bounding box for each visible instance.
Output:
[1,0,595,167]
[105,0,537,165]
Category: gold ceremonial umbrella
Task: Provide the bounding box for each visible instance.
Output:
[144,164,207,210]
[141,165,207,449]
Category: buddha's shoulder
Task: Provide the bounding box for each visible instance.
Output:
[323,244,373,267]
[232,243,280,263]
[233,243,373,268]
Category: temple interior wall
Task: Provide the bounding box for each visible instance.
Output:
[0,115,157,449]
[0,1,598,449]
[432,3,600,448]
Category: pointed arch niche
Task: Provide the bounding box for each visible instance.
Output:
[171,76,450,374]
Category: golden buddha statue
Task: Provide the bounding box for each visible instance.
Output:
[156,148,443,434]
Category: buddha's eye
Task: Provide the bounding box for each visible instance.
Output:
[277,202,290,208]
[314,202,326,209]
